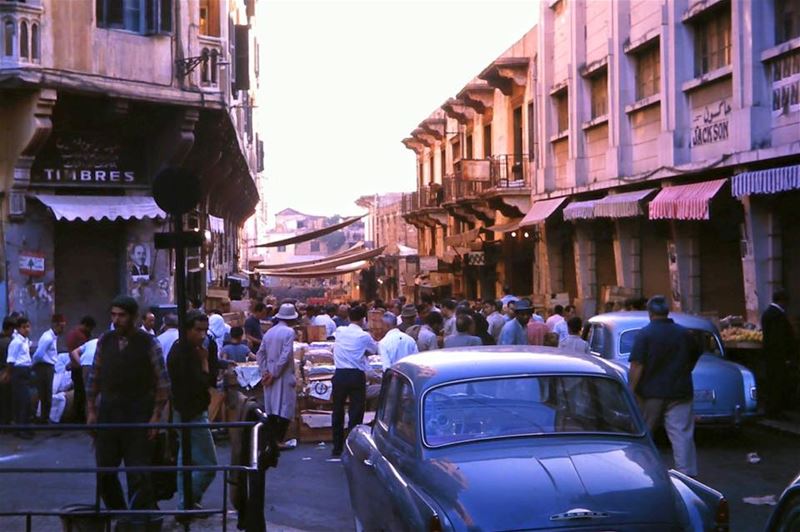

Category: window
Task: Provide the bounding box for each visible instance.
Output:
[428,155,434,184]
[392,378,416,445]
[96,0,172,34]
[588,324,607,358]
[310,241,321,253]
[635,45,660,100]
[31,23,39,60]
[693,9,731,76]
[4,19,14,56]
[451,138,461,163]
[440,147,446,180]
[199,0,220,37]
[465,134,473,159]
[770,49,800,112]
[483,123,492,157]
[378,372,399,427]
[776,0,800,44]
[527,101,537,160]
[590,72,608,119]
[277,245,287,253]
[19,20,27,59]
[554,91,569,133]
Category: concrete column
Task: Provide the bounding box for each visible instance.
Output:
[534,224,564,296]
[662,0,692,166]
[670,222,701,313]
[538,0,557,192]
[607,0,632,178]
[740,195,782,323]
[613,219,642,294]
[567,0,588,187]
[573,223,597,318]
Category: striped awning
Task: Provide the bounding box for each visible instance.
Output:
[563,200,597,221]
[649,179,727,220]
[732,164,800,197]
[518,197,567,229]
[594,188,657,218]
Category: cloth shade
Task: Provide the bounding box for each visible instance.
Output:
[252,215,365,248]
[563,200,597,221]
[593,188,657,218]
[444,227,481,247]
[731,164,800,197]
[518,197,567,228]
[259,260,367,278]
[649,179,727,220]
[259,245,382,273]
[33,194,166,221]
[209,215,225,233]
[484,219,522,233]
[257,242,364,269]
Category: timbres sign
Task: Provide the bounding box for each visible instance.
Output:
[690,100,731,147]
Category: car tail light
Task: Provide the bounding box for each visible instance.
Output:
[715,498,729,531]
[429,515,443,532]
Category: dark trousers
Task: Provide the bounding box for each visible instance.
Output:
[33,362,54,422]
[0,371,12,426]
[71,367,86,423]
[331,369,366,454]
[766,361,791,416]
[266,414,290,444]
[95,399,156,510]
[11,366,32,426]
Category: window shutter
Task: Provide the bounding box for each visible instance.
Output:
[234,24,250,91]
[229,17,236,95]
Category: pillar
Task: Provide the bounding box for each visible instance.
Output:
[573,222,597,318]
[740,195,781,323]
[613,219,642,295]
[670,222,701,313]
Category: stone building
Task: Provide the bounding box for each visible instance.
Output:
[403,0,800,323]
[0,0,262,335]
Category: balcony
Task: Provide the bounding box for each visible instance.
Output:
[486,154,532,216]
[401,188,447,228]
[0,1,44,70]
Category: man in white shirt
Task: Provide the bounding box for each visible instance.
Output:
[140,312,156,336]
[483,299,506,342]
[311,305,337,339]
[378,316,418,370]
[32,314,66,424]
[69,338,100,396]
[558,317,589,354]
[441,299,457,338]
[546,305,566,332]
[331,306,378,458]
[500,286,519,307]
[7,317,33,438]
[156,314,180,362]
[552,305,575,343]
[417,312,444,352]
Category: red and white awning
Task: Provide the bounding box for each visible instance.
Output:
[649,179,727,220]
[732,164,800,197]
[593,188,657,218]
[563,200,597,221]
[518,197,568,228]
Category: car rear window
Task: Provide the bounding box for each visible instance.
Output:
[423,375,641,447]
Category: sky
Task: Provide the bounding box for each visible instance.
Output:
[257,0,540,221]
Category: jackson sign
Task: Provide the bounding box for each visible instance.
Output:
[691,99,731,147]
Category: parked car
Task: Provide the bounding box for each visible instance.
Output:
[766,472,800,531]
[343,347,729,531]
[585,311,758,425]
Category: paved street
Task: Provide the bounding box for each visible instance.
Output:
[0,423,797,531]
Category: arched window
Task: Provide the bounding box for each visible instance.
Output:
[3,19,14,57]
[200,47,210,83]
[20,20,28,60]
[31,23,39,61]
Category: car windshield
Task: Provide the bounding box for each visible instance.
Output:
[423,375,641,447]
[619,328,722,358]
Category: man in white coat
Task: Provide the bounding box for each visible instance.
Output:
[257,303,298,446]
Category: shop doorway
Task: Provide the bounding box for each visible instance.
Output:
[55,222,122,327]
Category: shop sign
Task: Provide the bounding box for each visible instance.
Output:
[19,251,46,277]
[690,100,731,147]
[466,251,485,266]
[419,256,438,272]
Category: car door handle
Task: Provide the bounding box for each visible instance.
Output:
[363,458,374,467]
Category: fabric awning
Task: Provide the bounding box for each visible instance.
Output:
[209,215,225,233]
[259,260,367,278]
[649,179,727,220]
[593,188,657,218]
[251,215,364,248]
[33,194,166,221]
[484,219,522,233]
[395,244,418,257]
[444,227,481,247]
[563,200,597,221]
[732,164,800,197]
[519,197,567,229]
[262,246,385,273]
[257,243,364,269]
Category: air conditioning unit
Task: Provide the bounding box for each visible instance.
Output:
[9,191,25,218]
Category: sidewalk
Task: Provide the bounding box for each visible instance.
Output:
[755,411,800,437]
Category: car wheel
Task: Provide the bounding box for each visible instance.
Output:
[774,495,800,532]
[353,515,365,532]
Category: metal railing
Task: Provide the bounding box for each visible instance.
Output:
[490,154,531,189]
[0,414,270,532]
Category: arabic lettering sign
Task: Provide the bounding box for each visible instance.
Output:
[691,99,731,147]
[419,256,438,272]
[19,251,46,277]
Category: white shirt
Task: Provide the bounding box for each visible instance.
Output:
[157,328,180,361]
[378,328,418,370]
[559,335,589,354]
[553,319,569,342]
[333,323,378,371]
[33,328,58,365]
[416,325,439,352]
[140,325,155,336]
[78,339,99,367]
[7,336,33,367]
[311,314,337,338]
[486,312,506,341]
[546,314,565,332]
[443,315,456,338]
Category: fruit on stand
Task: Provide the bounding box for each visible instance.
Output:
[721,327,763,344]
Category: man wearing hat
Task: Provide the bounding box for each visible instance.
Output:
[86,295,170,512]
[629,295,701,477]
[398,304,419,334]
[257,303,299,447]
[498,298,533,346]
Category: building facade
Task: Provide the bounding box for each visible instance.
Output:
[0,0,262,335]
[403,0,800,324]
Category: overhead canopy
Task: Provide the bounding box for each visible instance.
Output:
[259,260,367,278]
[563,200,597,221]
[257,242,364,269]
[262,246,385,273]
[519,197,567,229]
[483,219,522,234]
[251,215,364,248]
[649,179,727,220]
[444,227,482,247]
[33,194,166,222]
[395,244,418,257]
[593,188,657,218]
[732,164,800,197]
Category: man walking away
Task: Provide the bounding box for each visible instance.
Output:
[499,299,533,346]
[546,305,565,332]
[558,317,589,354]
[553,305,575,343]
[7,317,33,438]
[629,295,701,477]
[0,317,17,428]
[526,313,549,346]
[65,316,96,423]
[761,289,798,419]
[311,305,337,340]
[378,315,418,370]
[443,314,482,348]
[167,311,219,513]
[416,312,443,352]
[441,299,457,338]
[483,299,505,343]
[156,314,179,362]
[87,295,170,511]
[257,303,299,448]
[331,306,377,458]
[32,314,66,424]
[245,303,268,353]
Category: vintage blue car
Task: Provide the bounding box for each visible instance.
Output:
[343,347,729,531]
[585,312,758,425]
[765,472,800,531]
